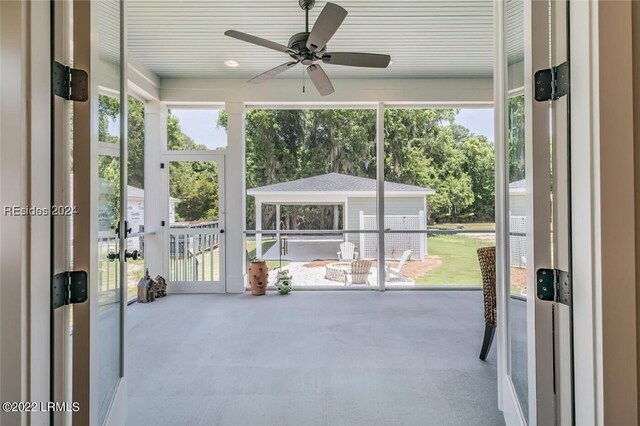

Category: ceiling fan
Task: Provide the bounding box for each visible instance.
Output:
[224,0,391,96]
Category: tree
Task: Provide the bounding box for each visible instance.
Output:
[460,136,495,221]
[128,96,145,189]
[98,96,221,224]
[218,107,496,227]
[508,95,525,182]
[383,109,476,222]
[166,110,219,222]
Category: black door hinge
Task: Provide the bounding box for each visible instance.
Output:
[536,268,571,306]
[534,61,569,102]
[52,271,88,309]
[160,163,165,169]
[53,61,89,102]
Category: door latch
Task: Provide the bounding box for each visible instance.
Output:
[536,268,571,306]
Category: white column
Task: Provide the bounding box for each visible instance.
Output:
[144,100,167,278]
[333,205,339,230]
[255,199,262,259]
[225,101,246,293]
[275,203,281,245]
[376,103,385,291]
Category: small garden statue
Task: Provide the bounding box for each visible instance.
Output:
[275,270,293,295]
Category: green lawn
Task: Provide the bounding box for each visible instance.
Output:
[429,222,496,231]
[416,234,494,286]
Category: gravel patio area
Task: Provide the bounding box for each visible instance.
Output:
[268,261,414,287]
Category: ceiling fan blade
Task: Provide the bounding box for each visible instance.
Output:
[306,3,348,52]
[322,52,391,68]
[224,30,293,54]
[307,64,335,96]
[248,61,299,84]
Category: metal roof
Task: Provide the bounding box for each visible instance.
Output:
[247,172,434,195]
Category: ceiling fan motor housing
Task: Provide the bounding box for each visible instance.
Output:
[288,32,326,64]
[299,0,315,10]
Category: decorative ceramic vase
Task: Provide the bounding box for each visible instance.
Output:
[275,270,293,295]
[249,261,269,295]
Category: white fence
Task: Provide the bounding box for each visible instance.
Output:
[169,222,220,282]
[359,211,426,260]
[509,214,527,268]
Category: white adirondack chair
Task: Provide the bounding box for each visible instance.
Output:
[343,260,372,286]
[385,249,411,279]
[337,241,359,260]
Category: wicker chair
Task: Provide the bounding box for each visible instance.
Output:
[477,246,496,361]
[343,260,372,286]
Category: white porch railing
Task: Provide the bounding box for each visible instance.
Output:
[169,222,220,282]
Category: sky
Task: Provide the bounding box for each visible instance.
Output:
[454,108,494,141]
[171,109,228,149]
[170,108,494,148]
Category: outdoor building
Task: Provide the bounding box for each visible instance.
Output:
[126,185,179,251]
[247,172,434,260]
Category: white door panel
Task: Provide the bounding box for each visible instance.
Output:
[71,0,128,424]
[496,0,574,424]
[163,154,226,293]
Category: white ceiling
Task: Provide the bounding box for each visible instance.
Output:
[119,0,523,81]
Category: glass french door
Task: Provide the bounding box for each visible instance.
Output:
[496,0,574,424]
[64,0,129,424]
[164,154,226,293]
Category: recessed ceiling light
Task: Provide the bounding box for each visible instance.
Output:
[224,60,239,68]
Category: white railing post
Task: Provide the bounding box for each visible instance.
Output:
[255,200,263,259]
[359,210,365,260]
[419,210,426,260]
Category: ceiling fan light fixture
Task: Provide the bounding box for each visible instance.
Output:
[224,59,239,68]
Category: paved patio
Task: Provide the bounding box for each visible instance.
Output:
[263,235,344,261]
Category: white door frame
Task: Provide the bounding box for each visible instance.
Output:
[495,0,556,423]
[569,0,638,423]
[162,151,227,293]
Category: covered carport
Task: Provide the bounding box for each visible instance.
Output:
[247,172,434,259]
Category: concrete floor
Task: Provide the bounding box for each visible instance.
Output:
[126,291,504,426]
[262,236,343,261]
